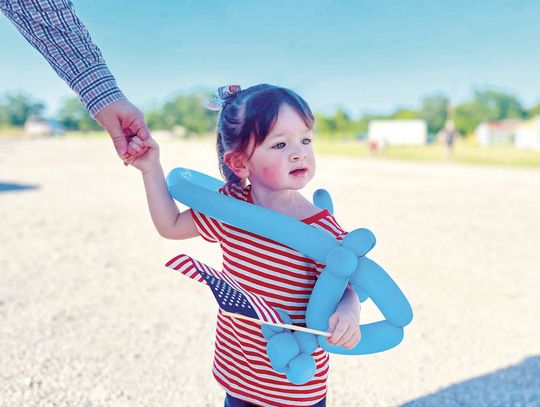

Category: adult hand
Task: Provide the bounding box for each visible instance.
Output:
[128,135,160,174]
[94,99,150,164]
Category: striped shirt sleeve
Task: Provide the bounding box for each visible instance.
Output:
[190,209,224,243]
[188,183,240,243]
[0,0,126,117]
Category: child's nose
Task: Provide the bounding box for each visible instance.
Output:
[290,150,308,161]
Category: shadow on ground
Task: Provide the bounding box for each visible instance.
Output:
[401,356,540,406]
[0,182,39,193]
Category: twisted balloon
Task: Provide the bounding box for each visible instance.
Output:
[167,168,413,384]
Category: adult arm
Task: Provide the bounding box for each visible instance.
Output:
[0,0,149,159]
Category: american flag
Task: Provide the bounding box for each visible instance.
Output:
[166,254,283,325]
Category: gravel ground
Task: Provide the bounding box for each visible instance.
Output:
[1,137,539,407]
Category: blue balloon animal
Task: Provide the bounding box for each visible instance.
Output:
[167,168,413,384]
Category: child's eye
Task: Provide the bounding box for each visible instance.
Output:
[302,138,312,145]
[273,142,286,149]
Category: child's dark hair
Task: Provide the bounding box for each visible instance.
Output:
[216,84,314,183]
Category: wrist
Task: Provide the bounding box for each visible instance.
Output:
[70,64,126,118]
[335,306,360,323]
[141,162,163,176]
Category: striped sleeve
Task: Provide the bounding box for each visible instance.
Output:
[0,0,126,117]
[190,209,224,243]
[188,182,246,243]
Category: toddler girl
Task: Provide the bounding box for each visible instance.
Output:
[128,84,361,407]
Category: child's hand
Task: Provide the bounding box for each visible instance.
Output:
[127,135,160,173]
[327,310,361,349]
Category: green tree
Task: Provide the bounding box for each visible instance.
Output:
[419,94,449,134]
[145,108,166,130]
[314,108,355,137]
[57,97,100,131]
[528,103,540,117]
[332,108,352,134]
[350,116,369,137]
[391,108,419,120]
[454,101,478,135]
[160,92,216,134]
[0,92,45,126]
[454,89,527,135]
[314,112,336,134]
[472,89,526,121]
[0,104,6,125]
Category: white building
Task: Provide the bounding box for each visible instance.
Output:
[515,116,540,150]
[475,119,522,147]
[24,116,63,137]
[368,120,427,147]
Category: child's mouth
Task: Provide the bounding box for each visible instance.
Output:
[289,168,308,176]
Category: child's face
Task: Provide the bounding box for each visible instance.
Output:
[245,105,315,192]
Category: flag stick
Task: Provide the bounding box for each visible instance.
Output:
[222,311,332,337]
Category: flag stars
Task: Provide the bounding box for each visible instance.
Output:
[197,270,262,321]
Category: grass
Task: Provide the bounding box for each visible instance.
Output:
[2,129,539,168]
[314,138,540,168]
[62,130,109,138]
[0,128,109,139]
[0,126,26,139]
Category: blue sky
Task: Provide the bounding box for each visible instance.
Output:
[1,0,539,118]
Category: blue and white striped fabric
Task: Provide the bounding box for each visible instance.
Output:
[1,0,126,117]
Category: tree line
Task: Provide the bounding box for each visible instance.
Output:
[1,88,539,137]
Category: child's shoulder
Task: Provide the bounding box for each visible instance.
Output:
[296,200,325,221]
[220,181,250,202]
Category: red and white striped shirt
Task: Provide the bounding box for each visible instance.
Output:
[171,183,347,407]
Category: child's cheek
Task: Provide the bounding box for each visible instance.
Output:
[262,166,280,183]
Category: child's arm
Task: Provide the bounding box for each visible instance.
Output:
[129,136,198,239]
[327,285,361,349]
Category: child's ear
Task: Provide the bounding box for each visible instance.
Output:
[223,150,250,178]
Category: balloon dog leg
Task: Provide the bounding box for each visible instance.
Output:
[350,257,413,328]
[261,310,321,384]
[318,257,413,355]
[306,246,358,332]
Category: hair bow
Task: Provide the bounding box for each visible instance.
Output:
[207,85,242,111]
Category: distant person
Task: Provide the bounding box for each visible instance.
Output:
[439,120,459,159]
[1,0,149,163]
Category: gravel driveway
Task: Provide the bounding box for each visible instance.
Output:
[1,138,539,406]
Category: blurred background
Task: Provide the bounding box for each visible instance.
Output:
[1,0,539,166]
[1,1,540,406]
